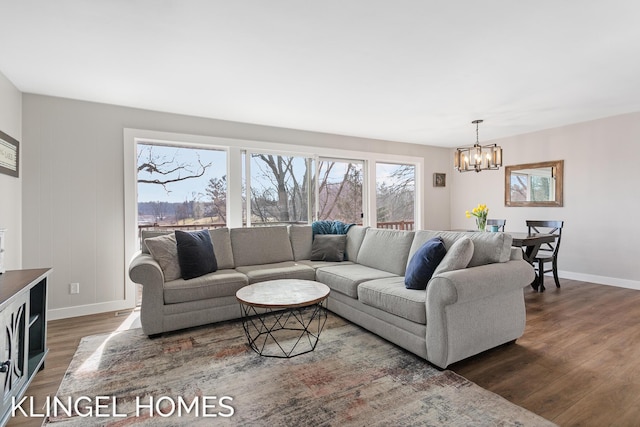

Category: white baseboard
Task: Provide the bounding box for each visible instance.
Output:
[47,300,136,321]
[558,270,640,291]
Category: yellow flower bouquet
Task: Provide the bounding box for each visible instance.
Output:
[465,204,489,231]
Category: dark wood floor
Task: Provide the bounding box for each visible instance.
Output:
[8,278,640,426]
[452,279,640,426]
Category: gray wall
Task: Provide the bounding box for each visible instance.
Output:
[22,94,450,318]
[22,92,638,318]
[450,112,640,288]
[0,71,22,270]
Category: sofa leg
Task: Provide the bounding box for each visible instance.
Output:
[148,333,162,339]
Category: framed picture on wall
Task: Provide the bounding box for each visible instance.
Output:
[0,130,19,178]
[433,173,446,187]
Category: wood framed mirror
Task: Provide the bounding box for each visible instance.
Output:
[505,160,563,207]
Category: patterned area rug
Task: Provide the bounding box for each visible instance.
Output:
[46,314,555,426]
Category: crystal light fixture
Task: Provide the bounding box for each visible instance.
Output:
[454,120,502,173]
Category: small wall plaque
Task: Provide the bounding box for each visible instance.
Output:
[0,130,19,178]
[433,173,446,187]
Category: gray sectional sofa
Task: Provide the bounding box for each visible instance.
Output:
[129,225,534,368]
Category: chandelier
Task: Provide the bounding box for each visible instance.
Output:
[454,119,502,173]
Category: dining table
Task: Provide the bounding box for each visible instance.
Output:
[507,232,556,291]
[508,232,556,264]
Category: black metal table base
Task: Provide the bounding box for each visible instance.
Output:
[239,301,328,358]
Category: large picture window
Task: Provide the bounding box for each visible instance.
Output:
[317,159,364,224]
[376,163,415,230]
[137,143,227,229]
[247,153,312,225]
[125,130,423,307]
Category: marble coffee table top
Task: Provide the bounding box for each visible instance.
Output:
[236,279,330,309]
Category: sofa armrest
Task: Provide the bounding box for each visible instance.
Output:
[129,253,165,286]
[425,260,534,368]
[129,252,166,335]
[427,260,534,306]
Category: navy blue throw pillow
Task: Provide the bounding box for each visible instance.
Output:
[404,237,447,290]
[175,230,218,280]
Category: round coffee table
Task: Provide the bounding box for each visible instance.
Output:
[236,279,330,358]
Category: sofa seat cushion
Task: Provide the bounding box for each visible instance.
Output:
[298,260,355,269]
[163,269,249,304]
[235,262,315,284]
[316,264,397,298]
[358,277,427,324]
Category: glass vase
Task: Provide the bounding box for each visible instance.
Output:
[476,217,486,232]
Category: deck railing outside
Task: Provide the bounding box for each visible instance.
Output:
[138,220,415,238]
[375,221,414,231]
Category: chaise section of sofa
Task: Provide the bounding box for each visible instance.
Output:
[324,228,535,368]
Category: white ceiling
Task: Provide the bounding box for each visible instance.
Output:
[2,1,640,147]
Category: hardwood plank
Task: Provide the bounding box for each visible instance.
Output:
[8,279,640,426]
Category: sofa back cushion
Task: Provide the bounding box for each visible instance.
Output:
[410,230,512,268]
[466,232,512,266]
[140,228,235,270]
[231,226,294,267]
[345,226,368,261]
[289,225,313,260]
[357,228,415,276]
[209,228,234,269]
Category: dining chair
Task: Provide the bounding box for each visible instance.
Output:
[486,219,506,232]
[526,220,564,291]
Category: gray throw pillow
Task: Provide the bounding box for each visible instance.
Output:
[432,236,474,277]
[144,233,181,281]
[310,235,347,262]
